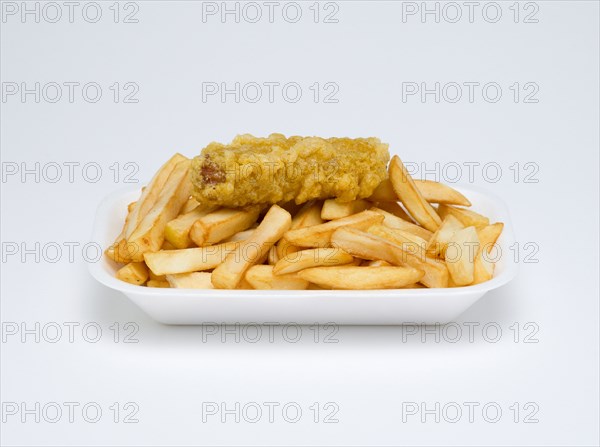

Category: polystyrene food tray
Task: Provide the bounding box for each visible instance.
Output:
[89,185,517,325]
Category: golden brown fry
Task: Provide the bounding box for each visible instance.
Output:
[105,203,137,263]
[438,204,489,228]
[211,205,292,289]
[268,245,280,265]
[143,241,240,275]
[127,159,192,261]
[476,222,504,253]
[125,153,188,238]
[445,226,479,286]
[273,247,354,275]
[116,262,149,285]
[166,272,214,289]
[365,259,392,267]
[369,178,471,207]
[413,179,471,207]
[236,276,255,290]
[282,210,384,248]
[245,265,309,290]
[426,215,465,258]
[331,227,448,288]
[473,252,495,285]
[331,227,402,264]
[181,196,201,214]
[146,279,170,288]
[223,228,256,243]
[370,207,433,241]
[368,223,428,260]
[148,270,166,281]
[367,178,396,202]
[389,156,441,231]
[373,201,413,222]
[164,205,218,249]
[276,200,323,258]
[107,154,187,263]
[321,199,370,220]
[161,240,177,250]
[298,266,424,289]
[189,206,261,247]
[471,223,503,284]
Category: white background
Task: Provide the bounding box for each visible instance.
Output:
[1,1,599,445]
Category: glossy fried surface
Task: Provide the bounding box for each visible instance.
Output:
[191,133,390,207]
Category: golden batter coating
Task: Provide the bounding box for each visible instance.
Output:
[191,134,390,207]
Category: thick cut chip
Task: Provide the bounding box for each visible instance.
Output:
[472,222,503,284]
[273,247,354,275]
[127,159,192,261]
[473,252,495,284]
[189,206,261,246]
[367,178,396,202]
[223,228,256,243]
[445,226,480,286]
[438,204,489,228]
[106,153,187,263]
[321,199,370,220]
[365,259,392,267]
[146,279,170,288]
[143,242,240,275]
[331,227,448,288]
[125,153,188,238]
[370,207,433,241]
[164,205,218,249]
[372,201,413,222]
[181,197,201,214]
[245,265,309,290]
[389,156,442,232]
[166,272,214,289]
[211,205,292,289]
[476,223,504,253]
[368,224,428,260]
[282,210,383,248]
[276,200,323,258]
[116,262,149,285]
[413,179,471,206]
[426,215,465,258]
[298,266,424,289]
[369,178,471,206]
[268,246,280,265]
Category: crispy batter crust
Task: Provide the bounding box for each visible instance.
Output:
[191,133,390,207]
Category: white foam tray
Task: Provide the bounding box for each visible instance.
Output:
[89,185,517,325]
